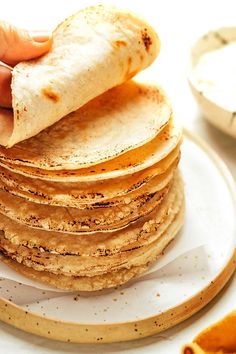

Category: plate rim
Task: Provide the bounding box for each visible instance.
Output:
[0,128,236,344]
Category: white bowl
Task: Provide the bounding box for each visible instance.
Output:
[188,27,236,138]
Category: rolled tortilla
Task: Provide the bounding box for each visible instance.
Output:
[0,5,160,147]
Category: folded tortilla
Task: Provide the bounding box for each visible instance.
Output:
[0,5,160,147]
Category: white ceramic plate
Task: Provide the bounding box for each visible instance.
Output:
[0,130,235,343]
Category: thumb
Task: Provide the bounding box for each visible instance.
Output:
[0,21,52,66]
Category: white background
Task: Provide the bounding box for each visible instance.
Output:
[0,0,236,352]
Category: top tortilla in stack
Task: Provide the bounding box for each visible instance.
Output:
[0,81,172,169]
[0,5,159,147]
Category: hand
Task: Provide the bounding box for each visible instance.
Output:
[0,21,52,108]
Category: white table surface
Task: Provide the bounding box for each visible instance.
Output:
[0,0,235,353]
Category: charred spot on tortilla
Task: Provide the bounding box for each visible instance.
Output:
[16,109,20,120]
[113,40,127,48]
[42,88,60,103]
[141,28,152,52]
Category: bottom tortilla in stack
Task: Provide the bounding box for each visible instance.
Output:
[0,81,184,291]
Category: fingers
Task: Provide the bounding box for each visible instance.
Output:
[0,21,52,108]
[0,108,13,145]
[0,21,52,66]
[0,65,12,107]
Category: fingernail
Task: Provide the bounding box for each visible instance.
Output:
[29,31,51,43]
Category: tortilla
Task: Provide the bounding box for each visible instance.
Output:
[0,118,182,182]
[0,171,183,254]
[0,197,184,290]
[0,5,160,147]
[0,254,149,291]
[0,81,171,169]
[0,171,183,256]
[0,192,184,277]
[0,154,179,208]
[0,179,171,233]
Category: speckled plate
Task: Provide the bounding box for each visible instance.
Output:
[0,130,235,344]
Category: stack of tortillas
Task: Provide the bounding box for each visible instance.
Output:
[0,5,184,291]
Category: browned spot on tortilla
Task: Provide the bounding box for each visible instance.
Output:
[124,57,139,80]
[135,50,144,63]
[42,88,60,102]
[124,57,132,80]
[113,40,127,48]
[141,28,152,52]
[16,109,20,120]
